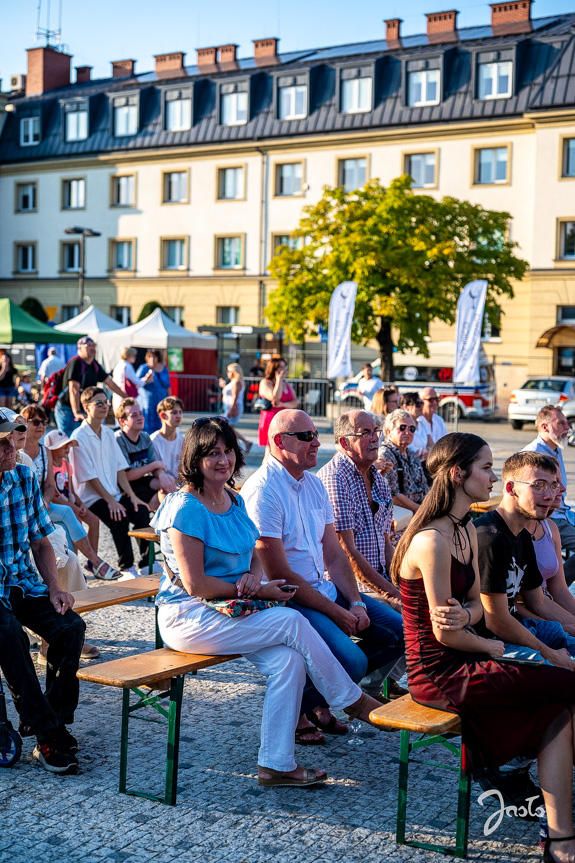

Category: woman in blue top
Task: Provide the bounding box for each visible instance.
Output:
[152,417,382,787]
[136,349,171,434]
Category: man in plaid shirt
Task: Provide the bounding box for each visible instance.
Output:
[0,411,85,774]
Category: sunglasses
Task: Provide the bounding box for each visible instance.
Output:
[347,427,381,439]
[90,400,109,407]
[28,418,48,427]
[193,416,229,428]
[424,397,439,402]
[398,424,416,433]
[280,430,319,442]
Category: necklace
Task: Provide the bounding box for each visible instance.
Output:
[201,491,228,508]
[526,522,539,540]
[447,512,472,562]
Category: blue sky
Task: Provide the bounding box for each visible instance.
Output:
[2,0,574,83]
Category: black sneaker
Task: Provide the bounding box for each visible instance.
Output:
[52,726,79,753]
[33,742,78,774]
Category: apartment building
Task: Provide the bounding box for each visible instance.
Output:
[1,1,575,397]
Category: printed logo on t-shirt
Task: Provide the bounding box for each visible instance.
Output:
[127,449,150,469]
[506,557,525,613]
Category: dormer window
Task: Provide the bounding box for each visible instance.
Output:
[220,82,248,126]
[408,69,440,107]
[340,68,373,114]
[112,94,138,137]
[20,116,40,147]
[63,100,88,142]
[165,89,192,132]
[478,61,512,100]
[278,83,307,120]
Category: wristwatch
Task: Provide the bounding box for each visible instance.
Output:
[350,601,367,610]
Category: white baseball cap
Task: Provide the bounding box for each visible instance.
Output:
[43,429,79,450]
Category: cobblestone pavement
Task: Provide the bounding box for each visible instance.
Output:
[1,416,567,863]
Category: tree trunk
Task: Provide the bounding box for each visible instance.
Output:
[376,317,395,382]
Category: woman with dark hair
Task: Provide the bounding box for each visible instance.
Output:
[151,417,383,788]
[257,357,298,455]
[136,349,171,434]
[0,350,17,408]
[392,432,575,863]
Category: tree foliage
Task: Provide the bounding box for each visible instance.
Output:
[20,296,48,323]
[266,176,529,379]
[138,300,164,322]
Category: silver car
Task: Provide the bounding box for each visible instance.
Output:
[508,376,575,430]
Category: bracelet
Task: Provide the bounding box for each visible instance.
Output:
[464,606,471,627]
[350,601,367,610]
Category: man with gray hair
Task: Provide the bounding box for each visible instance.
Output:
[38,348,64,387]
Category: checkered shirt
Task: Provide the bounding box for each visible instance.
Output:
[378,440,429,504]
[0,464,54,607]
[317,451,393,574]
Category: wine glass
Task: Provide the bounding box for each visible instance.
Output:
[347,718,364,746]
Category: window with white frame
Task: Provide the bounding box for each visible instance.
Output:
[275,163,303,196]
[341,76,373,113]
[163,171,188,203]
[62,242,80,272]
[162,238,187,270]
[20,116,40,146]
[475,147,508,184]
[111,306,131,326]
[112,240,133,270]
[220,89,248,126]
[216,237,243,269]
[62,178,85,209]
[111,174,135,207]
[62,305,79,321]
[408,69,440,107]
[16,182,37,212]
[406,153,436,188]
[559,222,575,260]
[216,306,239,325]
[563,139,575,178]
[165,306,184,326]
[338,158,367,192]
[165,91,192,132]
[478,61,512,100]
[64,102,88,141]
[218,166,245,200]
[273,234,303,253]
[278,83,307,120]
[113,97,138,137]
[15,243,36,273]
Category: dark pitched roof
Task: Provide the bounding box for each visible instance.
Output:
[2,13,575,164]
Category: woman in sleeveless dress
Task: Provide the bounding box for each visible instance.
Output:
[391,432,575,863]
[220,363,251,453]
[257,357,298,455]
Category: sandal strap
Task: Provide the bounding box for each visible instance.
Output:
[549,836,575,843]
[344,692,369,723]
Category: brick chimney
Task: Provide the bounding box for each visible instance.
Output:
[385,19,403,42]
[75,66,92,83]
[154,52,185,77]
[111,59,136,78]
[491,1,533,32]
[196,47,218,69]
[219,44,238,63]
[26,46,71,96]
[253,38,280,66]
[426,10,459,42]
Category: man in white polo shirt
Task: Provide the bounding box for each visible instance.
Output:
[70,387,149,577]
[417,386,447,445]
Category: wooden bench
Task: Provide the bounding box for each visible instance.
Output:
[72,575,163,648]
[370,695,470,859]
[470,493,502,517]
[128,527,160,572]
[78,648,239,805]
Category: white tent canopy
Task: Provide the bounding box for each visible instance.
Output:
[96,308,217,370]
[54,304,123,337]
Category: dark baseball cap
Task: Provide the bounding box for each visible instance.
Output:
[0,409,26,439]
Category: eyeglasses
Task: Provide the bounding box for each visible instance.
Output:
[193,416,229,428]
[513,479,559,494]
[280,430,319,442]
[346,427,381,439]
[398,424,416,433]
[90,400,109,407]
[27,418,48,427]
[423,397,439,402]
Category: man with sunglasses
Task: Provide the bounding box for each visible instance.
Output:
[417,387,447,446]
[400,392,431,460]
[241,409,405,741]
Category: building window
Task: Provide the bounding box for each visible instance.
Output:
[220,91,248,126]
[113,99,138,137]
[558,306,575,323]
[163,171,188,204]
[217,166,245,200]
[216,306,239,325]
[62,178,86,209]
[111,174,135,207]
[62,242,80,272]
[161,238,187,270]
[408,70,440,107]
[278,84,307,120]
[338,158,367,192]
[62,305,79,321]
[273,234,303,253]
[562,139,575,178]
[478,61,512,100]
[165,306,184,326]
[216,236,243,269]
[341,77,372,114]
[111,306,131,326]
[405,153,436,188]
[111,240,134,271]
[275,163,303,196]
[16,182,37,212]
[559,222,575,260]
[482,311,501,340]
[64,103,88,141]
[15,243,36,273]
[20,116,40,146]
[165,92,192,132]
[475,148,508,185]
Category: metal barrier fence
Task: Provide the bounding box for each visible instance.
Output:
[169,374,221,413]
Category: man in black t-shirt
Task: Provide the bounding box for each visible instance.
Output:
[55,337,127,437]
[476,450,575,670]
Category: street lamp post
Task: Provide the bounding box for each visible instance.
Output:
[64,226,101,313]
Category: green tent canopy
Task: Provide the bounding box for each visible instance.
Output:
[0,299,82,344]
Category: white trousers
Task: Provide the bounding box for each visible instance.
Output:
[157,601,361,772]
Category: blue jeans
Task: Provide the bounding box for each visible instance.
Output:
[290,588,405,714]
[49,502,87,545]
[503,617,575,665]
[54,401,81,437]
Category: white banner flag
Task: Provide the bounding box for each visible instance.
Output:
[453,279,488,384]
[327,281,357,379]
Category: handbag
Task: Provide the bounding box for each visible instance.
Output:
[252,396,272,412]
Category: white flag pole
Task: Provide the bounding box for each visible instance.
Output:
[453,279,488,432]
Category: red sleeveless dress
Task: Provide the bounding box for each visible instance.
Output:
[257,384,296,447]
[401,555,575,767]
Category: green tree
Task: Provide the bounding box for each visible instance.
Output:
[267,176,529,380]
[20,296,48,323]
[138,300,164,322]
